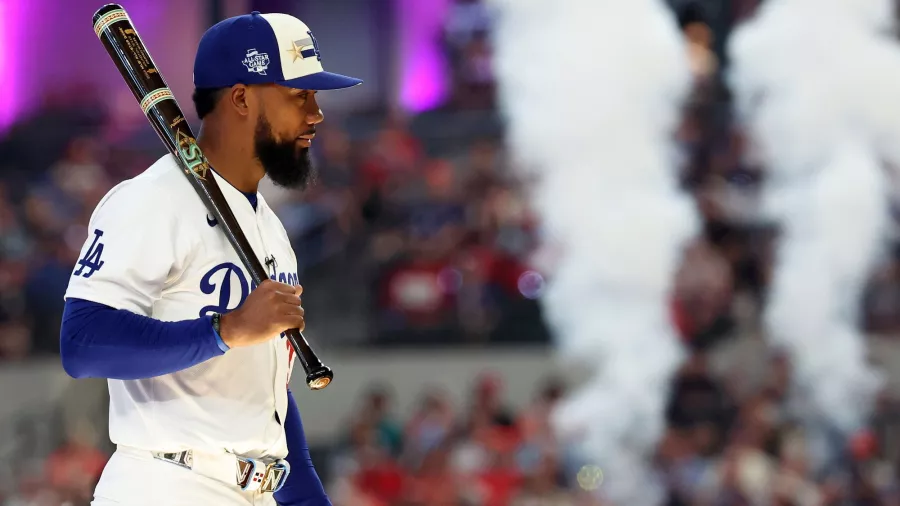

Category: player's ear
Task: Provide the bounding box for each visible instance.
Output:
[228,84,251,117]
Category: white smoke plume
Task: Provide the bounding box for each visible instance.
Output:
[490,1,698,503]
[728,0,897,436]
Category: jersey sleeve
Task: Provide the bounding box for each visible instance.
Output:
[64,180,188,316]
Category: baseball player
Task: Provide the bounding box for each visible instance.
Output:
[60,11,361,506]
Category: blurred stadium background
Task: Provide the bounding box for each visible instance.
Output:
[5,0,900,504]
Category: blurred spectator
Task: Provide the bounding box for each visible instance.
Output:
[0,184,32,262]
[672,238,736,350]
[464,373,516,429]
[407,159,467,253]
[509,453,573,506]
[43,437,107,506]
[3,473,64,506]
[444,0,494,53]
[329,420,401,506]
[864,259,900,335]
[352,385,405,457]
[0,319,32,362]
[24,238,81,355]
[443,0,496,110]
[677,3,718,83]
[515,377,565,473]
[403,388,456,466]
[46,137,110,211]
[666,353,736,432]
[406,444,467,506]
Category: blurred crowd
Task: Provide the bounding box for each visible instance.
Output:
[0,108,552,356]
[328,374,587,506]
[7,0,900,504]
[9,352,900,506]
[323,353,900,506]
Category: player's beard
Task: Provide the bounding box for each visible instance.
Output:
[253,114,316,190]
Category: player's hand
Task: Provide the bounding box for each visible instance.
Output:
[218,280,304,348]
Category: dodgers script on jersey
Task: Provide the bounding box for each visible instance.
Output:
[65,153,299,460]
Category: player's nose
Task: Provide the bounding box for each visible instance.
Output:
[306,109,324,126]
[304,93,324,126]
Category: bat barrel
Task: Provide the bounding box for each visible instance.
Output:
[93,4,168,102]
[93,3,123,22]
[93,3,179,160]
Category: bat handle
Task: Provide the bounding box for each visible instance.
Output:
[284,328,333,390]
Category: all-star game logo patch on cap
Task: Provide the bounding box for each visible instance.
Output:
[193,11,363,91]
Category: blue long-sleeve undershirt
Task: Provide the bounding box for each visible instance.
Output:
[60,297,228,380]
[276,389,331,506]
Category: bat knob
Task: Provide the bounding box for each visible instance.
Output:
[306,366,333,391]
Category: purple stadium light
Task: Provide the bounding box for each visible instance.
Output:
[397,0,451,112]
[0,0,23,133]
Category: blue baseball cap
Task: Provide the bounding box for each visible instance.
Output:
[193,11,363,91]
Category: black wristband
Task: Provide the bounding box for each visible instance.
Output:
[211,312,222,335]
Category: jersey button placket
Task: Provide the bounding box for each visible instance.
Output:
[254,206,285,425]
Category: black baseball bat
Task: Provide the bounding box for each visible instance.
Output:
[92,3,333,390]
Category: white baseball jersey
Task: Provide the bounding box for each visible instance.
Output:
[64,153,298,460]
